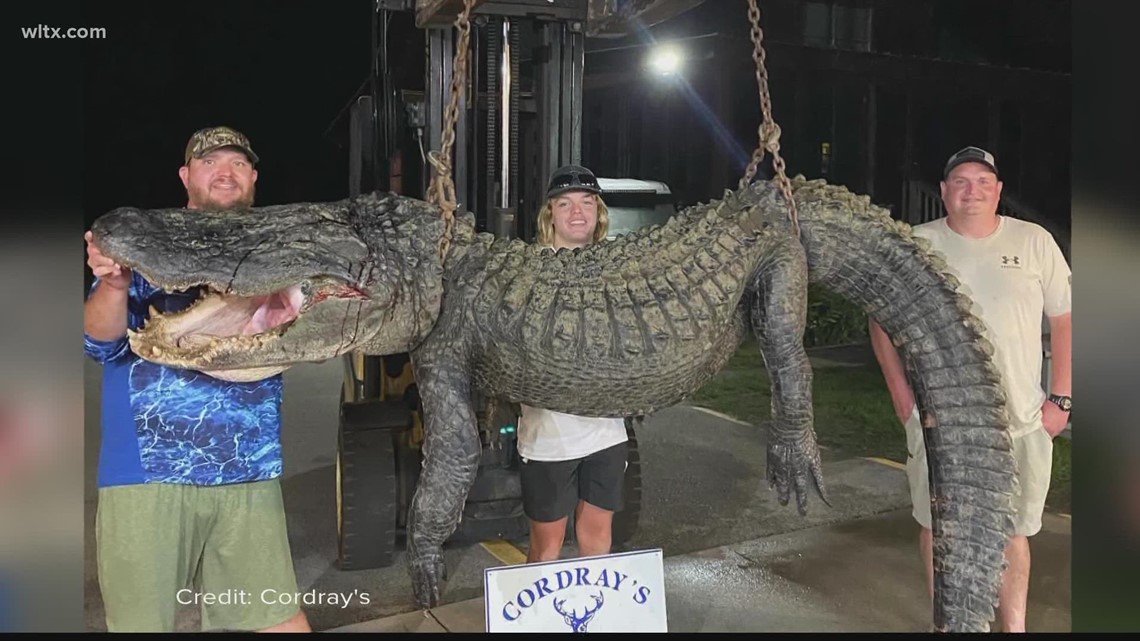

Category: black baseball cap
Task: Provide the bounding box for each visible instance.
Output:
[943,146,998,179]
[546,165,603,199]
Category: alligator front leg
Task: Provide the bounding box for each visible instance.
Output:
[749,239,829,515]
[405,348,481,609]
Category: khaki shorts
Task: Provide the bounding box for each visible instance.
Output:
[95,479,301,632]
[903,408,1053,537]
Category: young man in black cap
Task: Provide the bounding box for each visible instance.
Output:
[869,146,1071,631]
[516,164,630,563]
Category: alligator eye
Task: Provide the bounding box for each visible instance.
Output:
[300,281,311,295]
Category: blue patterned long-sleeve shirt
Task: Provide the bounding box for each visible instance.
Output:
[84,272,284,488]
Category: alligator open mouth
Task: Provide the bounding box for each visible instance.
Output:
[129,276,370,363]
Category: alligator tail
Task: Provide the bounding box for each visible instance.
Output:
[781,177,1016,632]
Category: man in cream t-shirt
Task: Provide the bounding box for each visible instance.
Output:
[869,146,1071,632]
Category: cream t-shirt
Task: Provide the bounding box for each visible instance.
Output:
[912,215,1071,438]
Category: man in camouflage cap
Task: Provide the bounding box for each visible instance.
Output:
[83,125,311,631]
[178,125,259,210]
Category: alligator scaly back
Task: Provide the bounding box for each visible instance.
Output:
[453,183,786,415]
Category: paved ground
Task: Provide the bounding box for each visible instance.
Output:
[328,508,1071,633]
[82,347,1072,633]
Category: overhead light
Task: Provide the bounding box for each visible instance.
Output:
[649,44,682,76]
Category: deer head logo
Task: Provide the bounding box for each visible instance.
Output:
[553,592,604,633]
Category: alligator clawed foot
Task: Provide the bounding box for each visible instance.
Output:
[766,428,829,515]
[409,551,448,610]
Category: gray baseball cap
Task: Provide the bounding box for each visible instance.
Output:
[944,146,998,179]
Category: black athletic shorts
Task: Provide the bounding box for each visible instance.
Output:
[519,441,628,523]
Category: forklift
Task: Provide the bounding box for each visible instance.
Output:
[333,0,692,571]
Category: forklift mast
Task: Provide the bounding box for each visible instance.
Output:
[334,0,698,570]
[350,0,706,228]
[335,1,598,564]
[351,0,592,245]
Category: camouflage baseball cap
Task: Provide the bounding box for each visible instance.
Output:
[184,126,259,165]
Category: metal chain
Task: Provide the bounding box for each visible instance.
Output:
[738,0,800,239]
[427,0,477,261]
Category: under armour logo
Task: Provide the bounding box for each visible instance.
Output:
[1002,255,1020,265]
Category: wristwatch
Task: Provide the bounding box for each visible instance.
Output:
[1047,394,1072,412]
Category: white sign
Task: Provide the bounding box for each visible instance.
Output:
[483,549,668,632]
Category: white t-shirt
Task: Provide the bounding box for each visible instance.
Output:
[516,405,629,462]
[912,215,1071,438]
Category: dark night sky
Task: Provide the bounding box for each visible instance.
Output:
[6,0,1072,237]
[80,0,374,227]
[70,0,1071,230]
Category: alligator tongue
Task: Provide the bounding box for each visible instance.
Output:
[243,287,304,335]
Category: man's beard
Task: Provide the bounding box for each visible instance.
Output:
[191,183,256,210]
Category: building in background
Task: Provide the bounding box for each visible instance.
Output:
[580,0,1071,257]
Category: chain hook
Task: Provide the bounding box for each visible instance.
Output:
[427,0,477,261]
[738,0,800,240]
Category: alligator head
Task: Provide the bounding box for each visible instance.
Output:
[88,192,449,382]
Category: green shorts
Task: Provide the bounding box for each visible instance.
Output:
[903,408,1054,537]
[95,478,301,632]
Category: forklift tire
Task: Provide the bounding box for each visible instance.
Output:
[611,418,643,548]
[336,399,399,571]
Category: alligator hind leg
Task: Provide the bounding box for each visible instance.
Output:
[748,239,829,515]
[404,346,481,609]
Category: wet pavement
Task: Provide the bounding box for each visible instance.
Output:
[328,507,1071,633]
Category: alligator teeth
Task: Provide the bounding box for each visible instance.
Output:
[177,334,217,350]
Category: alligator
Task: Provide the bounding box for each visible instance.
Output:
[88,176,1016,632]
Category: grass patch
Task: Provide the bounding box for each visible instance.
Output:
[688,339,1072,514]
[1047,436,1071,514]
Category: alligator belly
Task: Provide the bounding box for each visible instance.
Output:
[474,315,746,417]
